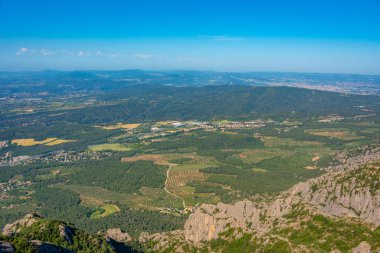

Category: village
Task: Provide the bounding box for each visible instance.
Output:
[0,118,283,168]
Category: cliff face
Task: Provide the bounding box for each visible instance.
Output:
[184,196,298,243]
[184,148,380,244]
[299,164,380,226]
[185,201,264,242]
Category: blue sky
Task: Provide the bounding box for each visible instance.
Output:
[1,0,380,74]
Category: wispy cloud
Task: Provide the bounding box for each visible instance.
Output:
[16,47,31,55]
[78,50,92,57]
[78,50,122,58]
[132,53,154,60]
[40,49,55,56]
[17,47,55,56]
[132,53,166,60]
[109,53,122,58]
[16,47,121,58]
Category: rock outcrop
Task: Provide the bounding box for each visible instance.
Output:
[105,228,132,242]
[298,164,380,226]
[2,213,40,236]
[59,224,75,245]
[352,241,372,253]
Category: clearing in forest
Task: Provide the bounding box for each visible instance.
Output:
[90,204,120,219]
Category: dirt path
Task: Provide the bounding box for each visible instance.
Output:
[164,164,186,209]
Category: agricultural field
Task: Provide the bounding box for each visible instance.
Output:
[121,154,172,165]
[166,163,219,207]
[11,138,75,146]
[305,128,363,140]
[258,136,322,148]
[58,182,184,211]
[239,148,294,164]
[96,123,141,130]
[88,143,131,151]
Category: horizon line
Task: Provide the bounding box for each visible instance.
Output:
[0,68,379,77]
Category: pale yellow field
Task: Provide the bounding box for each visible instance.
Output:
[122,154,171,165]
[98,123,141,130]
[12,138,75,146]
[45,139,75,146]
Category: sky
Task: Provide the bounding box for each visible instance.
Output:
[0,0,380,74]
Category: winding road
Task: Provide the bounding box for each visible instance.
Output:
[164,164,186,209]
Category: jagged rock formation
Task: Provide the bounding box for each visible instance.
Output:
[184,193,301,243]
[185,200,272,242]
[2,213,39,236]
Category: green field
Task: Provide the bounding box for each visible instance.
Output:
[90,204,120,219]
